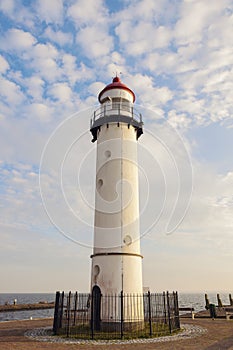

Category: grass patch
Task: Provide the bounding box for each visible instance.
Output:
[56,322,181,340]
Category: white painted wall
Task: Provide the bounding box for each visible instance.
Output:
[91,85,144,322]
[91,122,143,295]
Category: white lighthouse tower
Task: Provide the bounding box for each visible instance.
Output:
[90,76,143,302]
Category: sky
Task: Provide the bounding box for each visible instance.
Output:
[0,0,233,294]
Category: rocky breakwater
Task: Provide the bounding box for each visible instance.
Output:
[0,301,55,312]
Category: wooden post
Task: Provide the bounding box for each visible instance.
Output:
[205,293,210,309]
[217,294,223,307]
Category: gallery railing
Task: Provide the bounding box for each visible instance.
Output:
[90,102,143,129]
[90,102,144,142]
[53,291,180,339]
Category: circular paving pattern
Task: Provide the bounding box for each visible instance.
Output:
[25,324,207,345]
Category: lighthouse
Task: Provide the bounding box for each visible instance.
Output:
[90,76,143,301]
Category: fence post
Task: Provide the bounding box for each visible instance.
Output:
[73,291,78,326]
[58,291,64,329]
[175,291,180,329]
[163,292,167,324]
[66,291,71,337]
[148,291,152,336]
[53,291,60,335]
[166,291,172,334]
[120,291,124,339]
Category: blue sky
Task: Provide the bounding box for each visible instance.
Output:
[0,0,233,293]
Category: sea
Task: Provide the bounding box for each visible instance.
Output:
[0,292,231,322]
[0,293,55,322]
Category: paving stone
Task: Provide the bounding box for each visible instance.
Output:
[25,324,207,345]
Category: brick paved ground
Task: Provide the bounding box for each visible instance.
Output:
[0,318,233,350]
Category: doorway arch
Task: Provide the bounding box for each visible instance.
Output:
[91,285,101,331]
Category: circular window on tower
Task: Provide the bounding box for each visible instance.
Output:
[105,150,111,158]
[97,178,103,189]
[123,235,132,246]
[94,265,100,276]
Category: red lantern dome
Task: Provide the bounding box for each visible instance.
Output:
[98,76,135,103]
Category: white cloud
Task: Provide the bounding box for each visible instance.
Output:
[168,110,192,130]
[111,51,126,66]
[23,43,61,82]
[61,54,94,85]
[76,26,113,58]
[35,58,60,81]
[0,162,50,236]
[88,82,105,97]
[7,71,45,101]
[0,55,10,73]
[19,43,94,85]
[0,0,15,15]
[30,42,59,59]
[142,49,198,76]
[25,76,45,101]
[0,1,35,27]
[44,27,73,46]
[115,22,171,55]
[127,73,173,108]
[26,103,54,123]
[47,82,73,103]
[0,78,25,105]
[139,145,233,260]
[67,0,108,26]
[35,0,64,24]
[181,166,233,244]
[68,0,114,60]
[174,96,205,116]
[207,12,233,48]
[139,4,232,128]
[113,0,176,57]
[0,28,36,51]
[174,0,230,45]
[114,0,170,22]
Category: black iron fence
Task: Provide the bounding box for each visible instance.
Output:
[53,291,180,339]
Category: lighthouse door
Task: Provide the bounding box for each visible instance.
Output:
[92,286,101,331]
